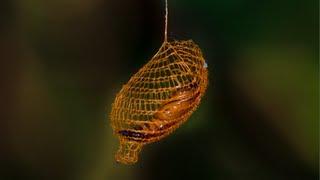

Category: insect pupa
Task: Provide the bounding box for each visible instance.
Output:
[110,0,208,165]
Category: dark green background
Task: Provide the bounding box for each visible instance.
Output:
[0,0,318,179]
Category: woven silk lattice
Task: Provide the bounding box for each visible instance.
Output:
[110,39,208,165]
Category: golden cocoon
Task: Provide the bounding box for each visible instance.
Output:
[110,40,208,165]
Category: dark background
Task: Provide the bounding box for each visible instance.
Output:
[0,0,318,179]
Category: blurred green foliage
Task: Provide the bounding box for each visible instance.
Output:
[0,0,318,179]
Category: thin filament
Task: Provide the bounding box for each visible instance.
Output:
[164,0,168,41]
